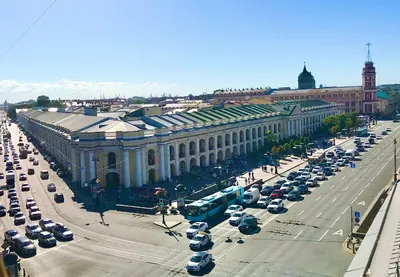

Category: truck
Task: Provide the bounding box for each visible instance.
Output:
[6,171,15,189]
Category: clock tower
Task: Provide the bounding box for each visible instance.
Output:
[361,43,378,114]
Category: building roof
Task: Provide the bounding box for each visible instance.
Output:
[270,86,362,96]
[376,91,389,99]
[19,110,108,133]
[298,65,315,80]
[97,112,125,119]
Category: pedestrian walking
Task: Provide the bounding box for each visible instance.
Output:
[248,172,251,178]
[251,172,254,180]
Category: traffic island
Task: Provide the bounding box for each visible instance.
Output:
[153,220,182,229]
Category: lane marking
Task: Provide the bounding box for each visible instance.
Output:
[351,197,358,205]
[298,210,304,216]
[358,189,365,196]
[331,198,337,203]
[330,216,340,228]
[341,206,350,215]
[294,230,303,240]
[365,182,371,188]
[333,229,343,236]
[316,196,321,202]
[330,185,335,189]
[363,169,367,173]
[344,186,349,191]
[317,212,322,218]
[342,177,347,180]
[318,230,329,242]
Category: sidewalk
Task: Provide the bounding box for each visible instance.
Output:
[170,137,349,209]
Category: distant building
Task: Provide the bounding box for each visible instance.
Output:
[298,63,316,89]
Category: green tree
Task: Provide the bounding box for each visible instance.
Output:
[36,95,50,107]
[271,146,278,155]
[264,130,277,149]
[330,125,339,136]
[7,105,16,119]
[128,98,147,105]
[49,100,63,108]
[277,146,284,155]
[283,143,290,153]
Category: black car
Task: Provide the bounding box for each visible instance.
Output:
[287,171,298,181]
[38,231,57,247]
[274,179,286,189]
[260,185,274,196]
[15,237,36,256]
[287,190,301,201]
[0,205,6,217]
[54,193,64,203]
[238,215,258,233]
[323,167,333,176]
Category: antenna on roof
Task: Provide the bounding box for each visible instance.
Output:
[366,42,372,62]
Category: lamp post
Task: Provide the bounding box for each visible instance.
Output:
[91,156,100,206]
[394,139,397,184]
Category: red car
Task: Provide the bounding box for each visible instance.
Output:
[270,189,284,199]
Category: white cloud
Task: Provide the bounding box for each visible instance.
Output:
[0,79,180,103]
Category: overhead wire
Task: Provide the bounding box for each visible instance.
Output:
[0,0,57,61]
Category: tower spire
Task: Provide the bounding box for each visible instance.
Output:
[366,42,372,62]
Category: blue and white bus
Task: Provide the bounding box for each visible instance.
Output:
[187,186,244,221]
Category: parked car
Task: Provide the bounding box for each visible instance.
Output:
[306,178,317,187]
[21,184,30,191]
[4,229,22,245]
[274,179,286,189]
[29,206,42,220]
[297,185,309,194]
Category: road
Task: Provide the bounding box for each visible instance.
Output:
[1,120,397,277]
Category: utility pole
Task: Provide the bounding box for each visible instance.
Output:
[350,206,353,242]
[394,139,397,184]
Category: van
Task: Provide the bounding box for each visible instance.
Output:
[242,188,260,206]
[345,149,355,160]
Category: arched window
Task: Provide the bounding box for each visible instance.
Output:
[107,152,116,169]
[148,149,156,166]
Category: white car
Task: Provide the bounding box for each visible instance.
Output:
[186,251,212,272]
[330,164,338,172]
[224,204,243,216]
[303,165,312,172]
[257,196,271,208]
[316,172,326,181]
[267,199,284,212]
[189,232,212,250]
[186,222,208,238]
[229,211,248,226]
[364,142,370,148]
[280,183,293,194]
[312,166,321,174]
[306,178,317,187]
[337,159,346,166]
[301,172,311,180]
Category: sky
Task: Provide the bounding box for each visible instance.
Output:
[0,0,399,103]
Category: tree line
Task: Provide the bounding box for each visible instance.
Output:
[7,95,63,119]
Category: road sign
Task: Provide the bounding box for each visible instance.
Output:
[350,163,356,168]
[354,211,361,226]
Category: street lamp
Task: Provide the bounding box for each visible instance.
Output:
[394,139,397,184]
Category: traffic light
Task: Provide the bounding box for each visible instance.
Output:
[225,165,229,173]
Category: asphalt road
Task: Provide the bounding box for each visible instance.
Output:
[0,120,397,277]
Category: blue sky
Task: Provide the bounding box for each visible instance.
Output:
[0,0,399,102]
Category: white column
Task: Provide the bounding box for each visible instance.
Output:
[287,121,290,137]
[135,149,142,187]
[141,149,147,185]
[89,151,96,181]
[166,145,171,179]
[159,144,165,181]
[196,138,200,166]
[80,151,86,186]
[174,142,179,176]
[123,150,130,188]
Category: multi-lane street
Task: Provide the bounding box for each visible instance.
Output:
[1,121,398,277]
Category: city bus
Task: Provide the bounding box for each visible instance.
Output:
[356,127,369,137]
[308,150,325,165]
[187,186,244,221]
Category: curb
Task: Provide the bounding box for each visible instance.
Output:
[153,221,182,229]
